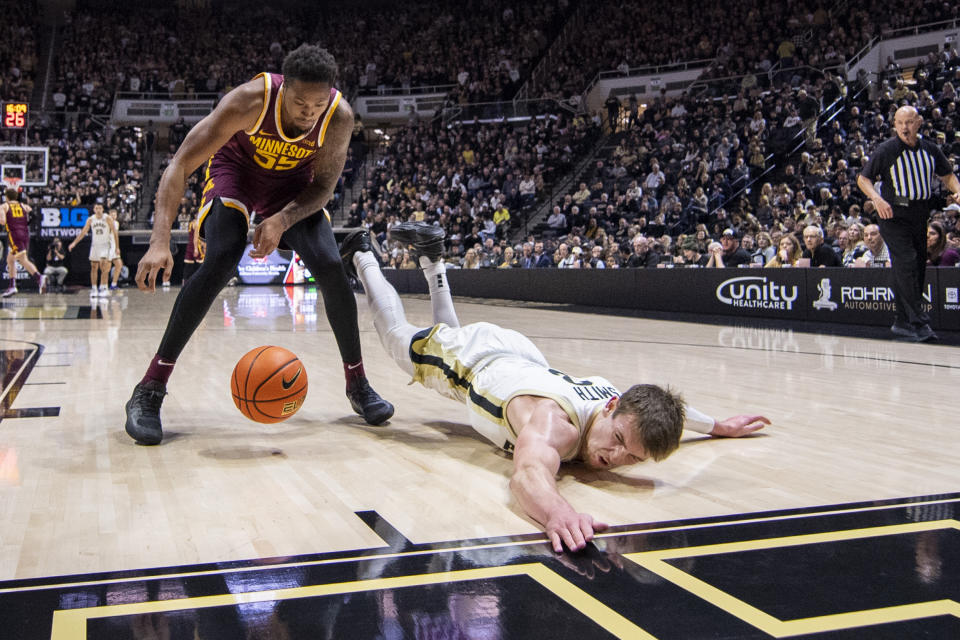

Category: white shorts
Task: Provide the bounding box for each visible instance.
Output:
[409,322,552,448]
[89,243,112,261]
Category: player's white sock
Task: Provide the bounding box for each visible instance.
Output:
[420,259,459,328]
[354,251,417,374]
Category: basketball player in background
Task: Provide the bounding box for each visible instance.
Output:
[125,44,392,446]
[0,188,47,297]
[68,203,118,297]
[107,208,124,289]
[341,223,769,553]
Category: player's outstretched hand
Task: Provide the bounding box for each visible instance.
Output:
[546,510,608,553]
[135,244,174,292]
[249,216,285,259]
[711,415,770,438]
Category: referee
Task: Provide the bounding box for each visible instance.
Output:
[857,106,960,342]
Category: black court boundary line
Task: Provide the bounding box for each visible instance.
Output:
[1,492,957,592]
[0,342,60,422]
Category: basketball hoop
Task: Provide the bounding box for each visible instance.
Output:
[1,176,21,195]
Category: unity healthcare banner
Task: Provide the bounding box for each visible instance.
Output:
[384,266,960,330]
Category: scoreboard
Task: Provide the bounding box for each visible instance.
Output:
[2,103,28,129]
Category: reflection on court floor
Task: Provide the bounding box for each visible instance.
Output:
[1,495,956,639]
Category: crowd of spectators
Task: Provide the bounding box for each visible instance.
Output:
[533,0,958,104]
[17,115,148,226]
[12,0,960,274]
[50,0,571,119]
[379,45,960,273]
[350,111,601,268]
[0,2,38,104]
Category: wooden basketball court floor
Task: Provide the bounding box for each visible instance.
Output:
[0,284,958,639]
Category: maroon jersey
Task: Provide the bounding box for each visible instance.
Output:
[198,72,341,234]
[4,201,30,253]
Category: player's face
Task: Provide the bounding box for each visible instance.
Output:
[282,80,331,133]
[93,204,104,216]
[584,401,649,470]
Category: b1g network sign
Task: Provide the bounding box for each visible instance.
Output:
[40,207,89,238]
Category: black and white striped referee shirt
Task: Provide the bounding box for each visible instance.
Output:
[860,135,951,206]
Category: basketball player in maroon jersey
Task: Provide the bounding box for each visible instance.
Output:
[125,44,392,445]
[0,188,47,297]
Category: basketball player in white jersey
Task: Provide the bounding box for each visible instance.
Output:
[69,203,119,297]
[107,208,124,289]
[341,223,769,552]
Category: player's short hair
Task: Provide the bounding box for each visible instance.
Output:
[614,384,685,461]
[282,44,338,85]
[5,188,18,201]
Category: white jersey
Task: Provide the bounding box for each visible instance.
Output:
[410,322,619,460]
[88,214,113,261]
[408,322,717,458]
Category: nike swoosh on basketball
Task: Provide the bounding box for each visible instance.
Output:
[282,368,302,389]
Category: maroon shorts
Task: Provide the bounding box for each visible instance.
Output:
[197,159,313,239]
[5,224,28,254]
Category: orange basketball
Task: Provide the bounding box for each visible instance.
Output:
[231,346,308,423]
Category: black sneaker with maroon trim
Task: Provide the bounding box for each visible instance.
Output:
[125,380,167,445]
[346,378,394,425]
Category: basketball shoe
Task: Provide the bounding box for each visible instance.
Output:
[339,228,380,279]
[37,275,47,294]
[124,380,167,445]
[1,286,16,298]
[389,222,445,263]
[346,378,394,426]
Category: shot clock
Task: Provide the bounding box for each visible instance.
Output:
[2,103,28,129]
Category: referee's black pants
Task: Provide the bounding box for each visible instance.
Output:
[878,206,930,327]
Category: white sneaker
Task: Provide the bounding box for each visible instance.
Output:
[90,287,99,297]
[38,275,47,294]
[98,285,109,297]
[1,286,17,298]
[162,281,171,288]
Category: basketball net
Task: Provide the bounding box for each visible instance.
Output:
[2,176,21,196]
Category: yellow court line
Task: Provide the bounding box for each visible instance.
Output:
[628,520,960,637]
[5,497,959,595]
[51,563,656,640]
[783,600,960,636]
[634,520,959,560]
[525,564,658,639]
[593,497,960,543]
